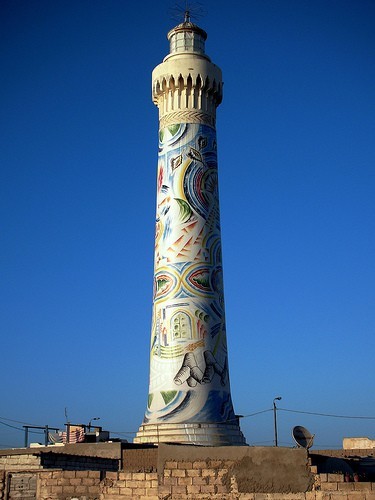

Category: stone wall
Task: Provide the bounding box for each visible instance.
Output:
[33,469,375,500]
[38,470,101,499]
[102,471,158,499]
[1,444,375,499]
[313,472,375,498]
[0,453,41,471]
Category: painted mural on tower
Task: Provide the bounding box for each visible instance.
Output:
[144,122,236,425]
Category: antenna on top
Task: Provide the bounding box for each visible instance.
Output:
[170,2,205,24]
[184,9,191,23]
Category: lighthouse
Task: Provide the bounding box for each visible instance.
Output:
[134,13,246,446]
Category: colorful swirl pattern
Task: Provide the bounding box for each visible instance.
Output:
[144,123,236,425]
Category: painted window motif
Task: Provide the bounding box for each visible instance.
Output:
[171,311,192,340]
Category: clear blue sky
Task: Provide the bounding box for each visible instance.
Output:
[1,0,374,449]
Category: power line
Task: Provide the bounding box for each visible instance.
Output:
[279,407,375,420]
[241,409,273,418]
[0,421,24,431]
[1,405,375,441]
[0,415,45,426]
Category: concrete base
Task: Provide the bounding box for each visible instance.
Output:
[133,421,247,446]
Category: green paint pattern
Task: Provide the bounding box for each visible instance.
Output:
[175,198,193,223]
[148,393,154,409]
[161,390,177,405]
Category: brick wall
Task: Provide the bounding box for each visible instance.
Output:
[38,470,101,499]
[1,458,375,499]
[312,472,375,499]
[98,465,375,499]
[101,471,158,499]
[0,471,4,500]
[160,458,231,497]
[1,445,375,499]
[0,453,41,470]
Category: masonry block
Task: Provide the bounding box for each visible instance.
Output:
[215,484,228,493]
[134,487,146,495]
[82,477,96,485]
[202,468,216,477]
[147,472,158,480]
[171,484,187,494]
[209,475,222,485]
[354,482,371,491]
[178,476,192,486]
[118,472,131,480]
[124,480,141,488]
[88,470,101,478]
[165,460,178,469]
[158,485,172,496]
[327,474,342,482]
[192,475,209,485]
[200,484,216,494]
[187,484,202,494]
[76,484,88,494]
[88,485,100,493]
[57,477,71,486]
[101,495,124,500]
[321,482,338,491]
[132,472,146,480]
[146,487,158,494]
[347,493,371,500]
[51,485,63,494]
[193,460,207,469]
[108,486,120,494]
[171,468,186,477]
[106,471,119,479]
[69,477,82,485]
[178,461,193,469]
[162,476,178,486]
[186,468,201,477]
[338,482,355,491]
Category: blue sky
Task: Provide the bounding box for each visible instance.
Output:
[1,0,374,449]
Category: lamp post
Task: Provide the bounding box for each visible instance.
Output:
[273,397,282,447]
[88,417,100,432]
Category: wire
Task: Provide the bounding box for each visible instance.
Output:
[1,405,375,442]
[0,421,24,431]
[0,415,38,426]
[241,408,273,418]
[279,407,375,420]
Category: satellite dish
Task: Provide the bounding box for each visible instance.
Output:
[292,425,315,449]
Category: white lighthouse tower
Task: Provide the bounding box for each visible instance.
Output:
[134,13,246,446]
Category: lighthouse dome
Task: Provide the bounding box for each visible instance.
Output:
[167,13,207,56]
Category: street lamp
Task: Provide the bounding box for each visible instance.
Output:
[273,397,282,447]
[88,417,100,432]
